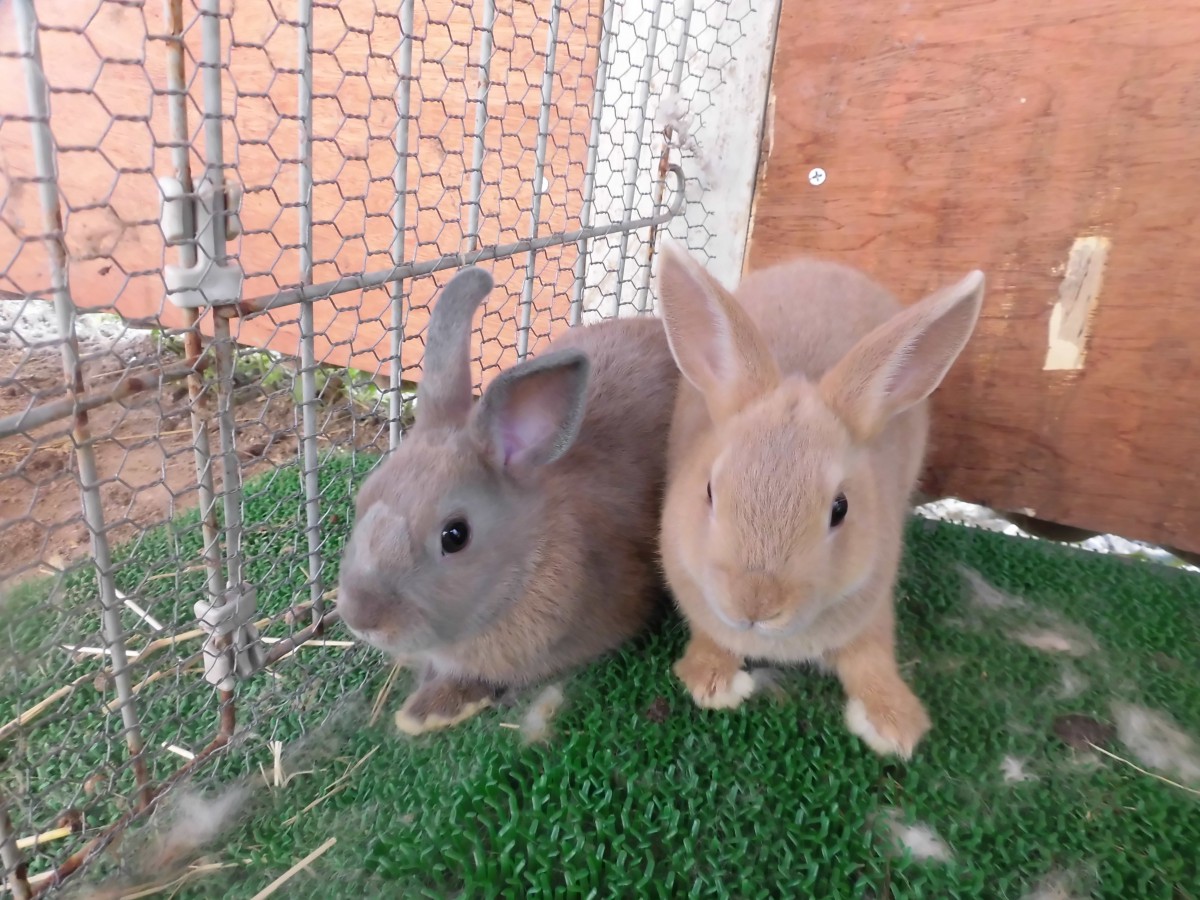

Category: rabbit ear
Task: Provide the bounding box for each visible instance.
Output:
[471,348,591,471]
[415,267,495,429]
[820,270,985,441]
[655,240,780,417]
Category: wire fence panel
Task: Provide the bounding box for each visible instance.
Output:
[0,0,769,893]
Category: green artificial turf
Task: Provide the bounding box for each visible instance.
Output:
[4,454,1199,898]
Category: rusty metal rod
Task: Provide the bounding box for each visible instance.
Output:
[0,355,211,441]
[163,0,226,614]
[224,187,685,319]
[262,608,341,666]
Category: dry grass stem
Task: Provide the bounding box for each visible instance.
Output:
[114,862,236,900]
[63,645,141,660]
[143,566,206,583]
[15,824,76,851]
[9,599,333,731]
[281,747,379,827]
[369,662,402,727]
[119,591,165,631]
[105,662,205,713]
[248,837,336,900]
[0,671,95,742]
[259,637,355,648]
[1087,741,1200,796]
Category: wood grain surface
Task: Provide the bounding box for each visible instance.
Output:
[746,0,1200,552]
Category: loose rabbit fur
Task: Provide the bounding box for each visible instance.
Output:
[655,241,984,758]
[337,266,679,735]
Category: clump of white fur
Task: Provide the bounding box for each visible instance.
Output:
[656,90,696,150]
[961,566,1027,610]
[1011,626,1096,657]
[653,90,710,187]
[145,787,249,869]
[1022,869,1093,899]
[519,684,566,745]
[957,568,1099,658]
[1001,755,1037,783]
[1112,702,1200,786]
[880,808,953,863]
[749,667,788,701]
[1055,665,1088,700]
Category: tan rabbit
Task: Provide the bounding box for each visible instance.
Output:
[337,266,679,735]
[655,241,984,758]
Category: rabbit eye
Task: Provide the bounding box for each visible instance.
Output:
[830,493,848,528]
[440,518,471,554]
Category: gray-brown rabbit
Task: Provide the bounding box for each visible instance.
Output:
[337,267,679,734]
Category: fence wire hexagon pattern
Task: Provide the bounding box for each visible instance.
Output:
[0,0,746,893]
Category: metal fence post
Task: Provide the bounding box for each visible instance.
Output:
[613,0,665,318]
[163,0,226,613]
[296,0,325,625]
[640,0,696,315]
[516,0,564,361]
[388,0,417,451]
[12,0,152,809]
[465,0,497,255]
[196,0,246,602]
[570,0,618,328]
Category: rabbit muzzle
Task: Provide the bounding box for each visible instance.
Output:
[705,569,816,637]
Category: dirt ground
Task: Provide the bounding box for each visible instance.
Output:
[0,339,387,587]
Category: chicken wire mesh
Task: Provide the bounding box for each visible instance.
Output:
[0,0,760,893]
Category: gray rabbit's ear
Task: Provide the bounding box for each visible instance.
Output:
[470,348,591,472]
[415,267,494,430]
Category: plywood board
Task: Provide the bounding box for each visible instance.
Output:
[746,0,1200,552]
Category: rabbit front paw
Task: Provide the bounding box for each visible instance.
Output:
[673,639,754,710]
[395,676,498,735]
[843,687,931,759]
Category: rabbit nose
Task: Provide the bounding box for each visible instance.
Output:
[751,611,788,632]
[337,577,387,633]
[741,573,787,628]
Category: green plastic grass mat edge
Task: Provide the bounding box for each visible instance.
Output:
[3,454,1197,898]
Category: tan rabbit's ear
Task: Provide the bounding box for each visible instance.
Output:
[820,270,985,441]
[655,240,780,417]
[471,348,591,471]
[415,266,495,430]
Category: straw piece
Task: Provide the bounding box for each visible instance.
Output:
[248,837,336,900]
[1087,741,1200,797]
